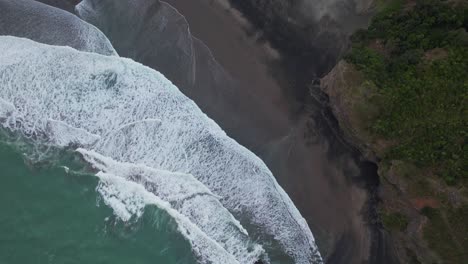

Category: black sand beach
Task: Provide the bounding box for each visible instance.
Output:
[12,0,397,262]
[164,0,397,263]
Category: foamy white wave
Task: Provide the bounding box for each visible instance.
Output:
[95,172,241,264]
[0,98,15,124]
[78,148,264,263]
[46,119,101,147]
[0,36,322,263]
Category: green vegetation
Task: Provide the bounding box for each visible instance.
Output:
[346,0,468,184]
[343,1,468,262]
[381,211,409,231]
[421,206,468,263]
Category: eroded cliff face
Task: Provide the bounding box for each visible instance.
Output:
[322,60,433,264]
[320,61,382,162]
[321,56,466,264]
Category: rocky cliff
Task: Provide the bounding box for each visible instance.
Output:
[321,61,441,264]
[320,1,468,261]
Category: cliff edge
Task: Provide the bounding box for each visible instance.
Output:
[321,1,468,263]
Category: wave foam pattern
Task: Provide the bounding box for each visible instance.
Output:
[0,36,322,263]
[95,172,241,264]
[78,148,264,263]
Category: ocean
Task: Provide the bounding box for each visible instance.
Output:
[0,36,322,263]
[0,133,197,264]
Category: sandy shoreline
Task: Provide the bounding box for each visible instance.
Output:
[163,0,392,263]
[1,0,397,262]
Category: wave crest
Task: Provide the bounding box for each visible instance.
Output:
[0,36,322,263]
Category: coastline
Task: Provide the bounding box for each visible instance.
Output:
[164,0,396,263]
[7,0,466,263]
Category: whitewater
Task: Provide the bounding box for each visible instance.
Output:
[0,36,322,263]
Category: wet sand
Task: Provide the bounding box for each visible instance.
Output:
[163,0,393,263]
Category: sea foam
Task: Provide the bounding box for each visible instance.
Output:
[0,36,322,264]
[78,148,264,263]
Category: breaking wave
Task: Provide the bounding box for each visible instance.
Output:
[0,36,322,263]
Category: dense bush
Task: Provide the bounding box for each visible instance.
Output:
[381,211,409,231]
[346,0,467,184]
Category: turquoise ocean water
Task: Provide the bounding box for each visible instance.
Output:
[0,133,197,264]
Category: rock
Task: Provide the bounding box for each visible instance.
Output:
[320,60,382,161]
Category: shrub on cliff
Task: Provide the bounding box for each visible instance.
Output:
[345,0,467,184]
